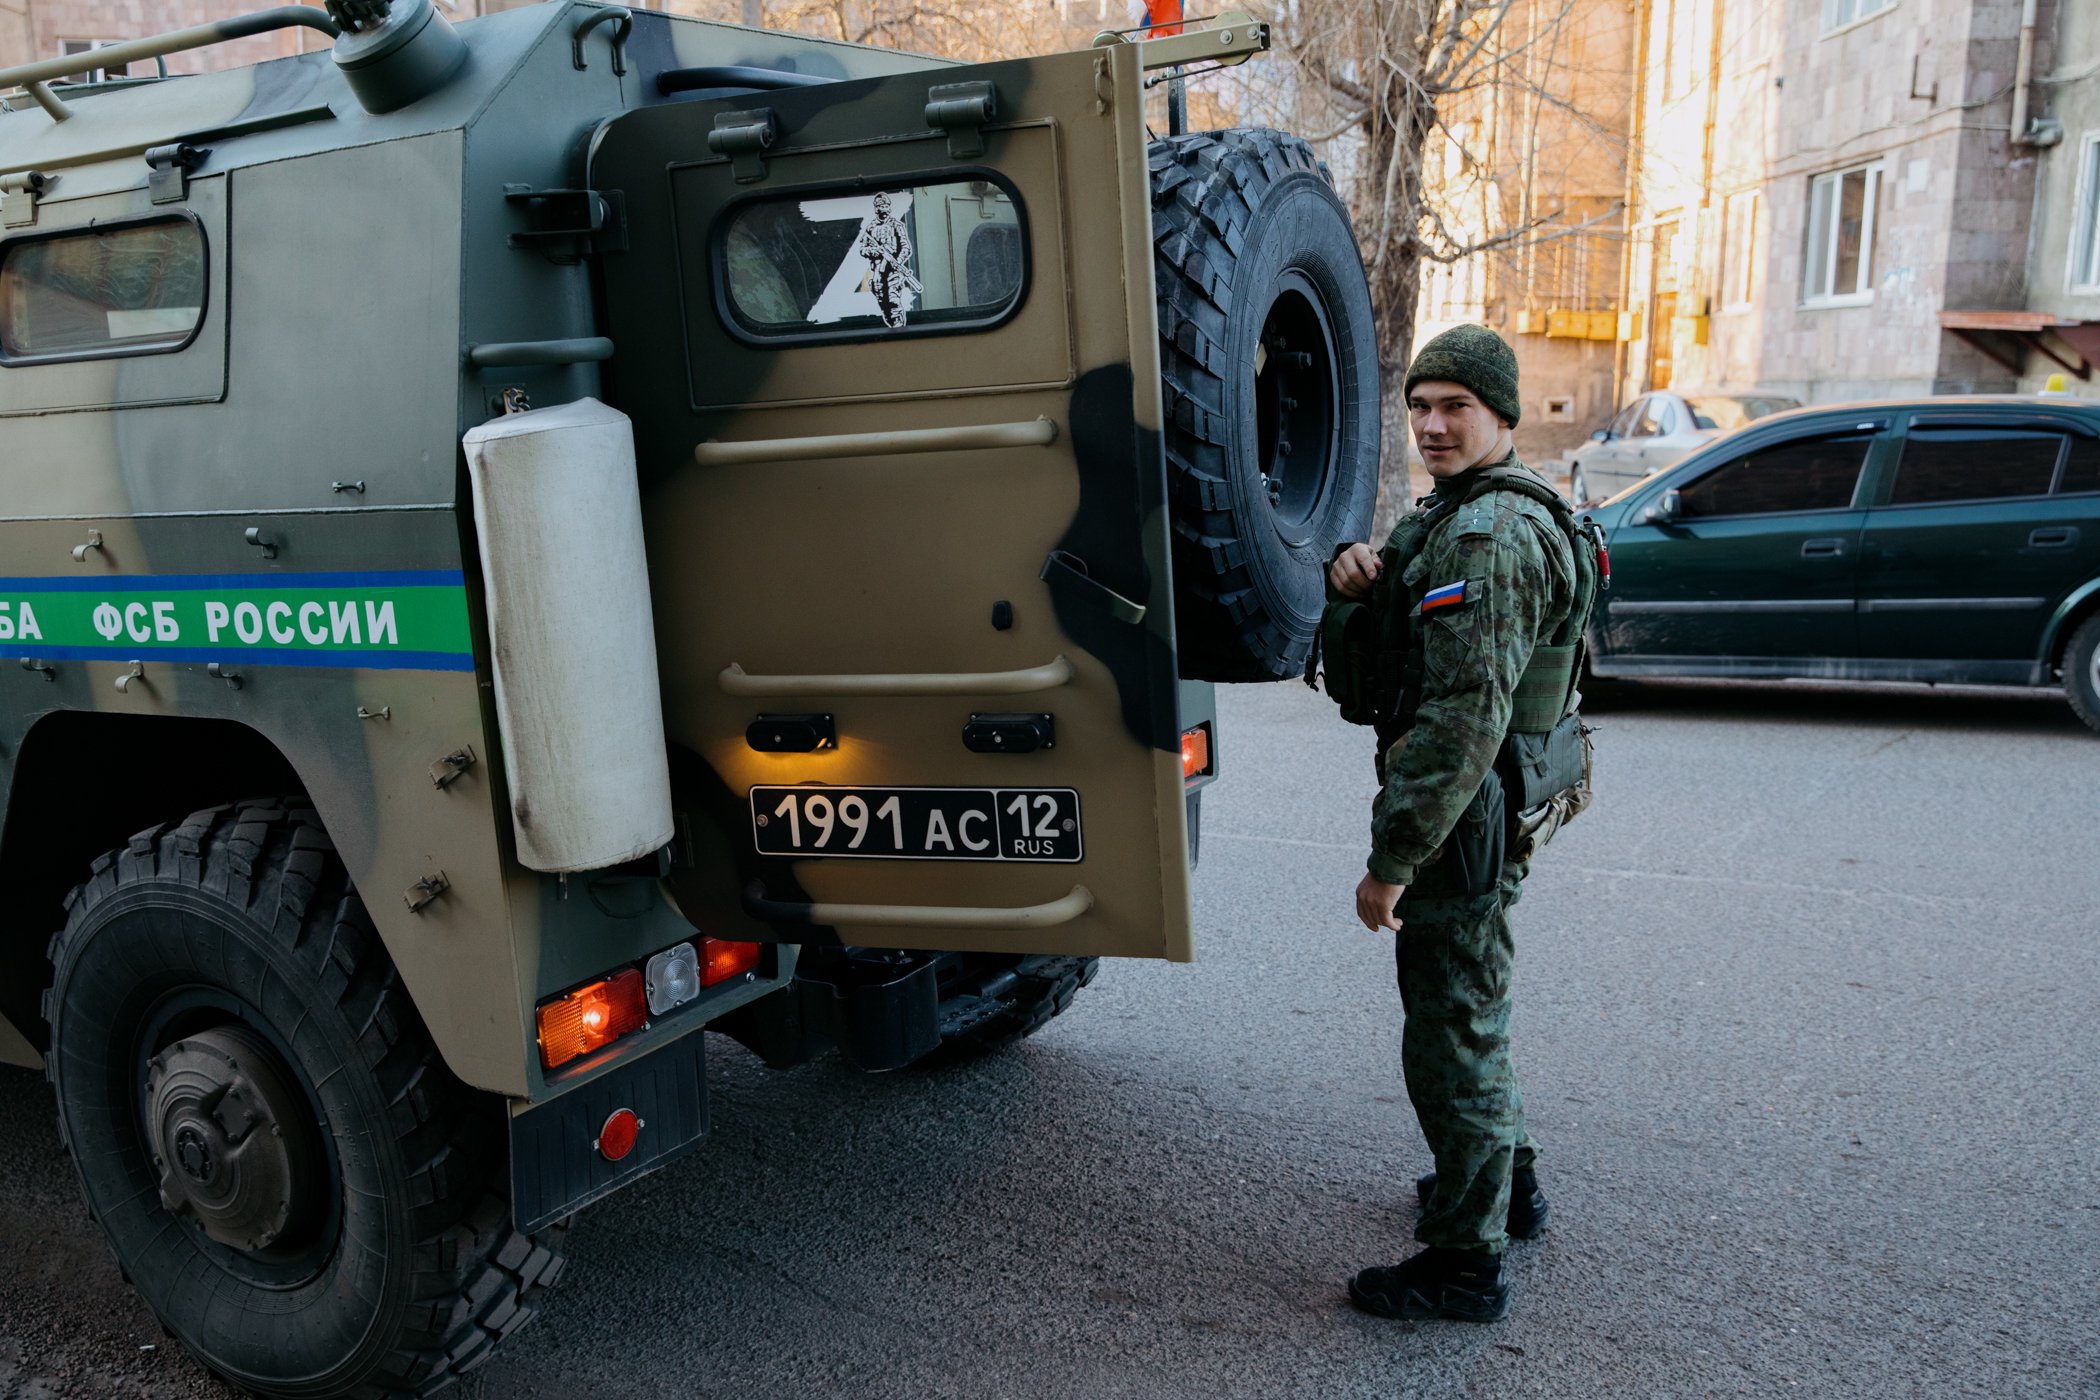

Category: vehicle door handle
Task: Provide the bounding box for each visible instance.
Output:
[2029,526,2079,549]
[1800,538,1846,558]
[1040,549,1147,625]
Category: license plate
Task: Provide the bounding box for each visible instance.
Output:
[750,786,1082,863]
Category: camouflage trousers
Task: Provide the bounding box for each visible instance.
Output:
[1395,853,1535,1255]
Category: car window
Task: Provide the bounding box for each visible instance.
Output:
[1889,427,2063,505]
[1635,399,1671,437]
[2059,434,2099,494]
[1610,400,1646,438]
[1675,433,1873,518]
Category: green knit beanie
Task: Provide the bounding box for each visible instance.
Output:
[1404,324,1521,427]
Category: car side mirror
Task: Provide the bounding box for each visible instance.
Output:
[1636,488,1682,525]
[1590,429,1611,442]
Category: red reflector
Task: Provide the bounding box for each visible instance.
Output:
[700,937,761,987]
[1180,725,1212,783]
[536,967,647,1070]
[596,1108,641,1162]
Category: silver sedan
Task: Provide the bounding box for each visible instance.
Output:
[1564,391,1801,504]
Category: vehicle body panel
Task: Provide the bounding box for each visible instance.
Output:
[1587,398,2100,689]
[589,45,1196,964]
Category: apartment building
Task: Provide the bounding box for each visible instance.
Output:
[1619,0,2074,407]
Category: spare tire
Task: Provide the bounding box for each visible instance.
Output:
[1151,128,1381,682]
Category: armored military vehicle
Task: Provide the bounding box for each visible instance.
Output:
[0,1,1377,1392]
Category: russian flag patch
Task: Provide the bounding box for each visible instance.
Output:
[1420,580,1468,612]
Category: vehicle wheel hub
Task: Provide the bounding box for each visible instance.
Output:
[144,1025,321,1253]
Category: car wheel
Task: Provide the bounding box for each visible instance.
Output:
[2063,614,2100,735]
[1150,128,1381,682]
[43,799,566,1399]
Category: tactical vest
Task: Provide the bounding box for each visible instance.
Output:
[1309,463,1606,762]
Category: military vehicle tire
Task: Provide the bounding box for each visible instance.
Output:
[930,952,1098,1058]
[1151,127,1381,682]
[2063,613,2100,734]
[42,799,566,1400]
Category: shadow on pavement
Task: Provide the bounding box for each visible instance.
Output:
[1581,676,2088,735]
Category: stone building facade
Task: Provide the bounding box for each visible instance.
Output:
[1617,0,2074,407]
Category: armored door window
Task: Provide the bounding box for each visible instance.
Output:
[1888,428,2064,506]
[718,177,1026,344]
[0,216,205,363]
[1675,433,1872,518]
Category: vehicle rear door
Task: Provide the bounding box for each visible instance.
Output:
[1603,422,1883,665]
[587,47,1197,961]
[1857,409,2100,667]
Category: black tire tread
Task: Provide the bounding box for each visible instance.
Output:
[2064,613,2100,735]
[44,797,565,1400]
[930,953,1099,1059]
[1151,127,1358,681]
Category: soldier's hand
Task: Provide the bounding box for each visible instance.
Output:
[1355,871,1405,932]
[1328,543,1381,599]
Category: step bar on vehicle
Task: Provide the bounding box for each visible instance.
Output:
[744,882,1094,929]
[719,655,1074,697]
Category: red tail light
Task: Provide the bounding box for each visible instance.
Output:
[537,967,647,1070]
[700,937,761,987]
[1181,724,1213,784]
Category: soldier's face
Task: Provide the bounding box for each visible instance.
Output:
[1408,381,1511,476]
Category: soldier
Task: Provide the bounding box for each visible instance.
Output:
[858,191,917,329]
[1328,325,1576,1323]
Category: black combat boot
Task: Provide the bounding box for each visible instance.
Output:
[1349,1247,1510,1322]
[1414,1165,1550,1240]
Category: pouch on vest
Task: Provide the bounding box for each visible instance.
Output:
[1315,600,1381,726]
[1500,709,1586,813]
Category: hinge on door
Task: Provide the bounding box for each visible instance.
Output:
[144,143,208,204]
[1,169,49,228]
[708,108,776,183]
[925,80,997,159]
[502,185,627,262]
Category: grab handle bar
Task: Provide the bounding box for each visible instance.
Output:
[719,654,1073,698]
[744,882,1093,930]
[693,417,1057,467]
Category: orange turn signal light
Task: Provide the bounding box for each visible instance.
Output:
[700,937,761,987]
[1180,724,1213,784]
[537,967,647,1070]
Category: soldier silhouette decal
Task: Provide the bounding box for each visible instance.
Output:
[857,191,918,329]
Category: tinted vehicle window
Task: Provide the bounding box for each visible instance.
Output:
[719,178,1024,341]
[1686,395,1802,432]
[1609,401,1644,437]
[2059,435,2099,494]
[0,218,205,361]
[1635,399,1671,436]
[1889,427,2062,505]
[1676,433,1872,517]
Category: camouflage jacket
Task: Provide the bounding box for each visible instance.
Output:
[1364,454,1575,885]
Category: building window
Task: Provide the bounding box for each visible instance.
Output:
[1803,165,1880,307]
[2071,133,2100,294]
[1720,190,1758,309]
[56,39,128,83]
[1821,0,1895,33]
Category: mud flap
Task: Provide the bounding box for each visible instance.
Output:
[511,1032,709,1231]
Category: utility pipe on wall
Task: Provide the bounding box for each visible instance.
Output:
[2010,0,2037,143]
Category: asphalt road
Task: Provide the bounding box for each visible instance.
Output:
[3,678,2096,1399]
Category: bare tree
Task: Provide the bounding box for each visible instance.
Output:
[1268,0,1627,519]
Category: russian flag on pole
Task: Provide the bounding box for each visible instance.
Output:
[1137,0,1182,36]
[1420,580,1468,612]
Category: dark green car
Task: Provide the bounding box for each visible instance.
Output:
[1584,396,2100,732]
